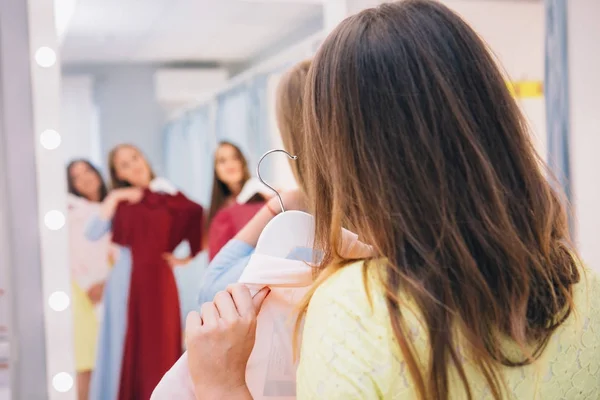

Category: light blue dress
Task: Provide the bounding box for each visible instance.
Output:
[86,216,130,400]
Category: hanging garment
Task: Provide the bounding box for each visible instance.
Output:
[113,190,203,400]
[208,201,265,260]
[151,229,367,400]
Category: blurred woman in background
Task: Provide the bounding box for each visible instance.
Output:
[197,60,311,304]
[66,159,112,400]
[89,144,203,400]
[205,141,267,260]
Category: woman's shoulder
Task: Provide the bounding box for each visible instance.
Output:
[310,261,392,325]
[574,266,600,317]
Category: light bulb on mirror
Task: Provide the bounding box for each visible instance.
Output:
[40,129,61,150]
[44,210,65,231]
[52,372,73,392]
[48,291,70,312]
[35,47,57,68]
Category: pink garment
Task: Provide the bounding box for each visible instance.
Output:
[151,228,367,400]
[68,194,112,291]
[151,258,312,400]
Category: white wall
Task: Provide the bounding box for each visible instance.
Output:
[60,75,100,166]
[443,0,546,159]
[63,65,167,174]
[261,0,546,191]
[568,0,600,271]
[94,66,167,174]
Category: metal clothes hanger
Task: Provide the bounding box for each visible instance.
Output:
[256,149,298,213]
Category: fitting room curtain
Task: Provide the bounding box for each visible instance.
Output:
[163,70,293,318]
[545,0,571,203]
[247,74,273,182]
[215,85,253,164]
[164,108,212,322]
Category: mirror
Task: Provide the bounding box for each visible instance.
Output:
[19,0,554,399]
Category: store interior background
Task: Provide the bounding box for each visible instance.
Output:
[60,0,551,321]
[1,0,598,399]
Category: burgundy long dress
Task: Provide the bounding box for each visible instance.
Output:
[112,190,203,400]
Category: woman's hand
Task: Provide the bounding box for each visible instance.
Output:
[162,253,192,269]
[112,187,144,204]
[87,281,105,304]
[185,284,270,400]
[100,187,144,219]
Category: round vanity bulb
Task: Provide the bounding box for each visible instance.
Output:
[40,129,61,150]
[52,372,73,392]
[44,210,65,231]
[48,291,70,312]
[35,47,57,68]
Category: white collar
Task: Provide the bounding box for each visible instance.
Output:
[149,177,178,195]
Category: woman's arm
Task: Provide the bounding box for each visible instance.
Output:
[198,240,254,305]
[85,215,112,241]
[86,188,143,241]
[99,188,143,220]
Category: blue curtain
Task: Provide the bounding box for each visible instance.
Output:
[164,117,194,196]
[215,79,273,177]
[164,108,213,322]
[163,72,278,318]
[186,107,214,206]
[247,74,273,182]
[215,86,253,163]
[545,0,571,203]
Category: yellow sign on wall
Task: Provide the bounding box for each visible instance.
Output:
[507,80,544,98]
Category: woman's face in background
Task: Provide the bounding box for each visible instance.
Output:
[69,161,103,202]
[215,144,245,189]
[113,146,153,188]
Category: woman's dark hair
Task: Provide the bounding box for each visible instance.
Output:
[66,159,108,202]
[298,1,580,399]
[206,141,260,229]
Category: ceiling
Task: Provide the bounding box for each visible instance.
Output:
[60,0,323,64]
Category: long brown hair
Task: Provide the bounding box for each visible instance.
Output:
[276,59,311,189]
[300,1,580,399]
[66,159,108,201]
[206,141,253,229]
[108,144,155,189]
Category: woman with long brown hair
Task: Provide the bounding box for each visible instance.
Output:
[89,144,203,400]
[184,1,600,399]
[205,141,269,259]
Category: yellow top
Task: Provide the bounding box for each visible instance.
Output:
[297,262,600,399]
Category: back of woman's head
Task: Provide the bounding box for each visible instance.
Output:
[302,1,579,399]
[276,59,311,189]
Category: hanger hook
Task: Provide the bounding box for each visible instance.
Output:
[257,149,298,213]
